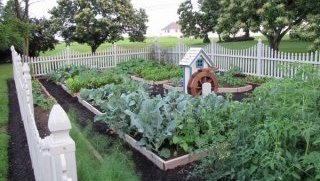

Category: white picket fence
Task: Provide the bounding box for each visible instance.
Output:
[159,39,320,78]
[21,40,320,78]
[11,46,77,181]
[22,44,152,76]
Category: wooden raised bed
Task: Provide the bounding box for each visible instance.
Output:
[218,84,253,93]
[163,84,253,94]
[130,75,170,85]
[76,95,105,116]
[163,83,183,92]
[45,80,210,170]
[119,132,208,171]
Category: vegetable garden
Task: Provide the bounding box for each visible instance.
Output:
[34,56,320,180]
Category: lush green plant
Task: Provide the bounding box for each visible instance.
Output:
[80,78,144,110]
[65,70,123,93]
[215,67,247,87]
[32,81,55,110]
[245,75,272,84]
[191,66,320,180]
[170,77,183,87]
[47,65,89,83]
[95,88,232,159]
[116,59,183,81]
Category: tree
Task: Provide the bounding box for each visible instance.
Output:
[50,0,148,53]
[28,18,58,56]
[290,15,320,51]
[216,0,254,41]
[127,9,148,42]
[178,0,221,43]
[198,0,222,42]
[177,0,197,38]
[0,0,57,59]
[240,0,320,50]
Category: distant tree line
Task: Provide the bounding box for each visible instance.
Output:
[178,0,320,51]
[0,0,148,62]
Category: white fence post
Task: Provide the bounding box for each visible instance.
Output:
[22,63,34,114]
[113,43,117,66]
[67,46,71,66]
[178,38,181,61]
[48,104,77,181]
[256,39,263,76]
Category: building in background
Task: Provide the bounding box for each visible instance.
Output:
[160,22,182,37]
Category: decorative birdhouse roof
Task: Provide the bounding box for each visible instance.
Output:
[179,48,213,66]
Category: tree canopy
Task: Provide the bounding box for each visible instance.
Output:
[178,0,320,50]
[50,0,148,53]
[0,0,57,61]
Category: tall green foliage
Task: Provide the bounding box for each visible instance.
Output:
[191,66,320,180]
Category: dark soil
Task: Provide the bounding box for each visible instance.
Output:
[39,79,197,181]
[149,84,166,97]
[34,106,50,138]
[7,80,35,181]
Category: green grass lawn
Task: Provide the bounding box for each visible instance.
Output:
[41,36,312,56]
[0,63,12,181]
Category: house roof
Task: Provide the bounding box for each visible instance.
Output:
[161,22,181,31]
[179,48,213,66]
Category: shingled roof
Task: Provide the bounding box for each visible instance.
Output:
[179,48,213,66]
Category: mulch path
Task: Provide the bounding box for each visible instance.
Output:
[7,80,35,181]
[39,79,197,181]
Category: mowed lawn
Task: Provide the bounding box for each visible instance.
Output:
[41,36,313,56]
[0,64,12,181]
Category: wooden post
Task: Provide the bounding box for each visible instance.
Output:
[178,37,181,62]
[113,43,117,66]
[256,39,262,76]
[66,46,70,66]
[48,105,77,181]
[154,38,161,63]
[23,63,34,114]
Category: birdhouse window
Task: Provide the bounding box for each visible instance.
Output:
[196,59,204,68]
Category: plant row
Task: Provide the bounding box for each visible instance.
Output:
[32,81,55,110]
[116,59,182,81]
[47,59,183,93]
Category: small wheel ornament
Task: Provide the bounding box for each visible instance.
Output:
[187,68,219,96]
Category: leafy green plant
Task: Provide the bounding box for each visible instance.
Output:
[47,65,89,83]
[65,70,123,93]
[116,59,183,81]
[191,66,320,180]
[215,67,247,87]
[32,81,55,110]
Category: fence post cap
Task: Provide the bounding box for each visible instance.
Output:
[48,104,71,132]
[22,63,30,73]
[10,46,15,51]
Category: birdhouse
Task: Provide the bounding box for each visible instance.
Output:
[179,48,218,95]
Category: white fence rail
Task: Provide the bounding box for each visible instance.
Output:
[22,40,320,78]
[22,45,152,76]
[11,46,77,181]
[158,39,320,78]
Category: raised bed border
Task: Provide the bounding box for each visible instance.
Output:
[76,95,105,116]
[39,79,210,171]
[122,133,208,171]
[163,83,253,94]
[218,84,253,93]
[163,83,183,92]
[130,75,170,85]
